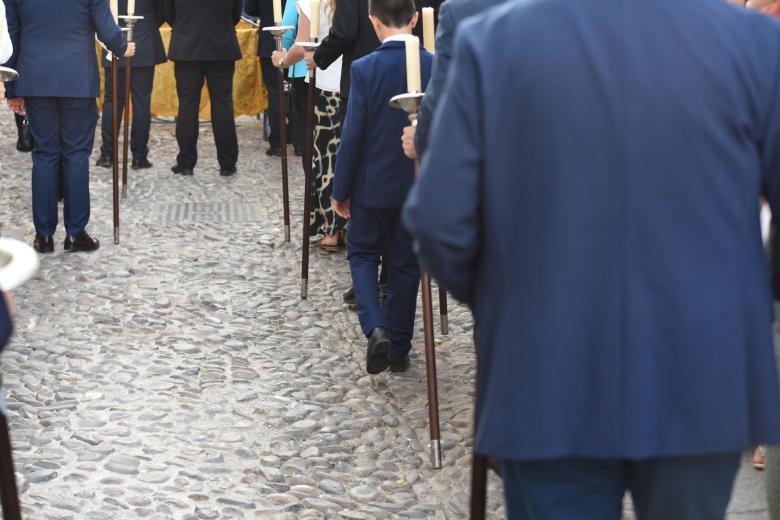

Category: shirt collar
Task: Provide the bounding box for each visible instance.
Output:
[383,34,416,44]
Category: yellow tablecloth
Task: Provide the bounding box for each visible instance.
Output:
[98,21,268,119]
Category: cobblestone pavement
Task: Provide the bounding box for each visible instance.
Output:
[0,114,770,519]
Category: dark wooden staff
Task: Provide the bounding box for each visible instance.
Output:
[300,40,318,300]
[470,350,487,519]
[112,53,120,245]
[0,410,22,520]
[439,288,449,335]
[276,38,292,243]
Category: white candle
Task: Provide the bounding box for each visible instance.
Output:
[127,0,135,15]
[273,0,283,24]
[110,0,118,23]
[405,37,421,93]
[422,7,435,53]
[310,0,321,39]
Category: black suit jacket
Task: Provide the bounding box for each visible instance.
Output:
[103,0,166,68]
[165,0,243,61]
[244,0,275,58]
[312,0,378,98]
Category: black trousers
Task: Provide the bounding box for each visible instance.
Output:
[260,57,281,149]
[100,65,155,161]
[174,61,238,170]
[291,76,308,153]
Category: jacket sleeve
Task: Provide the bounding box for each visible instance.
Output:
[233,0,243,25]
[0,290,12,352]
[153,0,166,28]
[281,0,298,50]
[403,27,482,306]
[764,39,780,233]
[3,0,19,97]
[163,0,175,26]
[333,63,367,202]
[313,0,357,69]
[91,0,127,57]
[416,0,454,157]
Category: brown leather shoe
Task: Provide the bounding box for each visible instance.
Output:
[64,232,100,252]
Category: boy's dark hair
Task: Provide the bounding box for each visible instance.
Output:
[369,0,416,28]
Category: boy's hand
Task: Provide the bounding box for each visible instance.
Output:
[7,97,25,116]
[333,198,351,219]
[304,53,316,70]
[272,49,288,68]
[402,125,418,159]
[124,42,136,58]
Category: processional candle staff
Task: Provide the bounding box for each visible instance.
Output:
[297,0,321,299]
[0,238,39,520]
[119,4,144,200]
[264,0,295,243]
[110,0,121,244]
[390,37,442,469]
[420,7,449,335]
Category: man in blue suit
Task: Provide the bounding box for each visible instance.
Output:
[333,0,431,374]
[401,0,508,160]
[5,0,133,253]
[404,0,780,517]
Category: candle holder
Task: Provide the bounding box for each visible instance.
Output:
[389,92,425,120]
[262,25,296,243]
[0,67,19,82]
[119,14,144,41]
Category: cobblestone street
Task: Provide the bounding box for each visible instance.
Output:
[0,114,770,519]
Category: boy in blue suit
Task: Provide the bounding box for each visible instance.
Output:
[333,0,432,374]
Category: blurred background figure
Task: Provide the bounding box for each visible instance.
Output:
[4,0,133,254]
[164,0,243,177]
[95,0,166,171]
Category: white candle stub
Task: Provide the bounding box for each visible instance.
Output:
[422,7,435,53]
[405,37,421,93]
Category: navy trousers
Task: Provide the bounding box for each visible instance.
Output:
[503,454,741,520]
[26,97,98,237]
[260,57,280,150]
[348,203,419,359]
[100,65,155,161]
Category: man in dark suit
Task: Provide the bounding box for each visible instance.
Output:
[165,0,243,177]
[245,0,283,157]
[404,0,780,517]
[403,0,507,160]
[334,0,431,374]
[5,0,132,253]
[96,0,166,170]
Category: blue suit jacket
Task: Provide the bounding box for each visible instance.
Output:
[0,291,11,352]
[334,40,432,208]
[404,0,780,460]
[5,0,127,98]
[415,0,508,156]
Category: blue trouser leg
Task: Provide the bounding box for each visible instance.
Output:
[60,98,98,236]
[130,66,154,161]
[502,454,740,520]
[348,204,387,337]
[384,207,420,360]
[26,97,62,237]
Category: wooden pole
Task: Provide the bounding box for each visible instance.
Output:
[276,35,291,242]
[0,410,22,520]
[121,57,131,200]
[414,158,442,469]
[439,287,449,335]
[112,56,120,245]
[470,351,487,519]
[301,64,316,299]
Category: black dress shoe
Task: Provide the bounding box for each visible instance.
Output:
[132,158,153,170]
[64,232,100,252]
[294,148,304,157]
[389,355,410,373]
[266,146,282,157]
[171,164,194,176]
[366,327,391,374]
[95,155,112,168]
[220,167,237,177]
[33,234,54,254]
[343,287,356,307]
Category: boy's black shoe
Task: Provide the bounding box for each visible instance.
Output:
[389,355,409,373]
[95,154,112,168]
[64,232,100,252]
[343,287,356,307]
[220,167,237,177]
[366,327,391,374]
[33,234,54,254]
[171,164,194,176]
[294,148,304,157]
[132,158,153,170]
[266,146,282,157]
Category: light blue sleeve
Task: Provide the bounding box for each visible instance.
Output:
[281,0,307,78]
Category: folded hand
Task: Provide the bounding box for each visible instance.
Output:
[124,42,136,58]
[402,125,418,160]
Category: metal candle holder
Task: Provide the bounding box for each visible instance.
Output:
[389,90,443,469]
[296,39,319,299]
[0,67,19,82]
[263,25,296,243]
